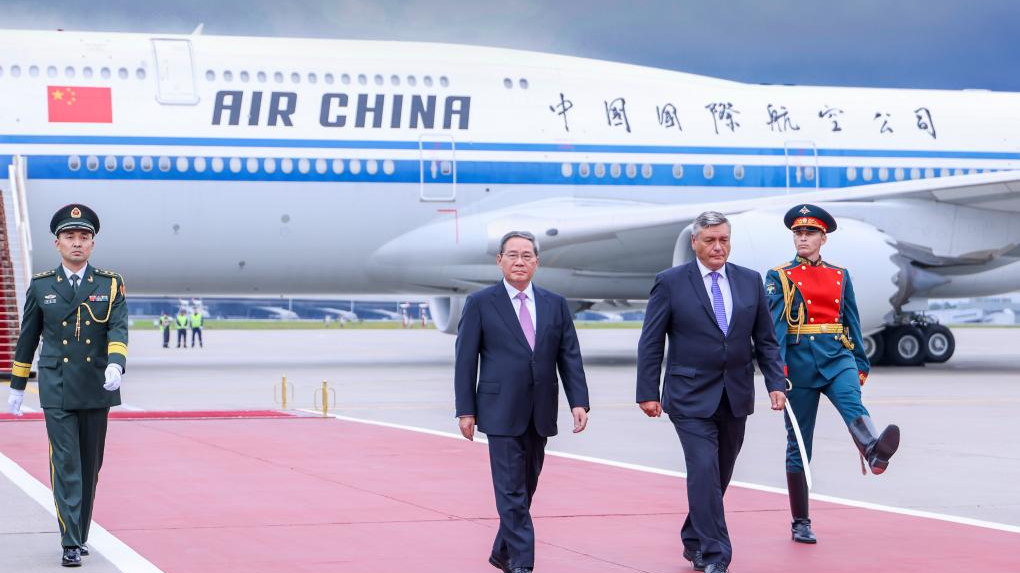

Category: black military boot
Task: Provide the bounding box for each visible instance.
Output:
[787,471,816,543]
[850,416,900,475]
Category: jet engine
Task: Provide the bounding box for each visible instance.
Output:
[429,295,466,334]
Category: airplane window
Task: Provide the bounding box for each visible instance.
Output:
[228,158,242,173]
[122,156,135,171]
[940,168,950,177]
[804,166,815,181]
[315,158,327,174]
[975,168,983,174]
[424,75,434,87]
[953,168,963,176]
[366,159,379,175]
[47,66,57,78]
[141,156,153,172]
[503,78,512,89]
[224,71,234,82]
[10,65,21,77]
[331,159,345,174]
[135,68,146,79]
[274,71,284,83]
[205,70,215,81]
[862,167,873,181]
[324,73,334,85]
[610,163,621,178]
[440,160,452,175]
[561,163,573,178]
[82,67,92,78]
[246,158,258,174]
[29,65,39,77]
[641,164,653,179]
[342,73,351,85]
[104,156,117,171]
[101,67,111,79]
[280,158,293,174]
[440,76,450,87]
[240,71,250,82]
[86,156,99,171]
[297,158,311,174]
[308,73,318,84]
[894,167,904,181]
[846,167,857,182]
[878,167,889,181]
[594,163,606,178]
[374,74,383,86]
[263,158,276,174]
[257,71,267,83]
[193,157,206,172]
[390,74,400,86]
[349,159,362,174]
[703,164,715,179]
[68,156,81,171]
[578,163,590,178]
[210,157,223,173]
[118,67,128,79]
[910,167,920,179]
[672,164,684,179]
[357,74,367,85]
[65,66,75,78]
[176,157,189,172]
[383,159,395,175]
[158,156,171,172]
[733,165,745,181]
[291,72,301,84]
[519,78,528,89]
[626,163,637,178]
[407,75,417,86]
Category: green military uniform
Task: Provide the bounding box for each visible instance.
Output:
[9,204,128,557]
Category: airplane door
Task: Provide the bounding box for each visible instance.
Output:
[151,38,199,105]
[784,140,819,191]
[419,134,456,202]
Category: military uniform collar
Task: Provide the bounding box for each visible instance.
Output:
[61,262,89,281]
[794,255,824,267]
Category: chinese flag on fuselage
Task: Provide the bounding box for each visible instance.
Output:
[47,86,112,123]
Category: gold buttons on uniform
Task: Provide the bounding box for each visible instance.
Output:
[835,335,840,340]
[86,357,92,362]
[835,299,840,304]
[809,336,815,341]
[85,320,91,326]
[837,281,841,286]
[802,266,807,270]
[62,340,68,345]
[809,317,815,322]
[63,357,69,363]
[62,321,68,326]
[797,282,803,286]
[86,339,91,344]
[807,300,812,304]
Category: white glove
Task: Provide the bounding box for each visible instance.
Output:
[7,389,24,416]
[103,365,122,392]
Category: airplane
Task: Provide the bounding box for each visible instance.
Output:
[1,28,1018,369]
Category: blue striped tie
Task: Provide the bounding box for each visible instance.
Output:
[710,271,728,335]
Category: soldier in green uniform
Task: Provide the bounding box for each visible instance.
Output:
[5,204,128,567]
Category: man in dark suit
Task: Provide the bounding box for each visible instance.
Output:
[455,230,590,573]
[636,211,787,573]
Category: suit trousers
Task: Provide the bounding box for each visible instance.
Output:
[670,392,746,566]
[43,407,110,548]
[487,419,547,569]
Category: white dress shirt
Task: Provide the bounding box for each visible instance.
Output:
[504,279,537,330]
[695,258,732,326]
[63,263,88,285]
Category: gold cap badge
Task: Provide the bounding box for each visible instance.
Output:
[71,207,82,218]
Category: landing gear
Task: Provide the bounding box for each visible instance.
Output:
[868,316,956,366]
[922,323,955,363]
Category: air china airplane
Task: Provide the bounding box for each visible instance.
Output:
[1,28,1018,367]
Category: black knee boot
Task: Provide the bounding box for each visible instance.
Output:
[787,471,816,543]
[849,416,900,475]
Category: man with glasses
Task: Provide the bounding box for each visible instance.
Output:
[455,230,590,573]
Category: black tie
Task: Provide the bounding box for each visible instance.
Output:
[71,275,80,293]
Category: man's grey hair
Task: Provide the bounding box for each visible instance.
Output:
[499,230,540,256]
[691,211,730,237]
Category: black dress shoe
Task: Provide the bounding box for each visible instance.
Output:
[488,553,510,573]
[704,563,728,573]
[79,544,89,556]
[683,548,706,571]
[61,547,82,567]
[792,517,817,543]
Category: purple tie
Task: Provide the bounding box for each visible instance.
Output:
[516,292,536,350]
[710,271,728,335]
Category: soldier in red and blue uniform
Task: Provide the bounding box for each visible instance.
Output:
[765,204,900,544]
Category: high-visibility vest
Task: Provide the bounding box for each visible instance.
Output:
[176,315,189,329]
[191,313,204,327]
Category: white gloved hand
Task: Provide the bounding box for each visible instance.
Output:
[103,365,122,392]
[7,389,24,416]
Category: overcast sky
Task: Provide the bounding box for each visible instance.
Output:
[3,0,1018,91]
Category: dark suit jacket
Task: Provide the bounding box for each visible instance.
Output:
[636,261,785,418]
[455,283,589,437]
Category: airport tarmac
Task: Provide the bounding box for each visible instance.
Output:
[2,326,1018,571]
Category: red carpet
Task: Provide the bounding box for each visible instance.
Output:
[0,415,1015,572]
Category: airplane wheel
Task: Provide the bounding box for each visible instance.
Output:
[923,324,955,363]
[885,326,926,366]
[864,332,886,365]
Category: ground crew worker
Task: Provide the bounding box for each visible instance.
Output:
[190,309,204,348]
[765,204,901,544]
[159,312,171,348]
[175,309,189,348]
[5,204,128,567]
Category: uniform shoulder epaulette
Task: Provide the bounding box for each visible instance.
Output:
[772,262,796,272]
[93,268,119,277]
[31,269,56,279]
